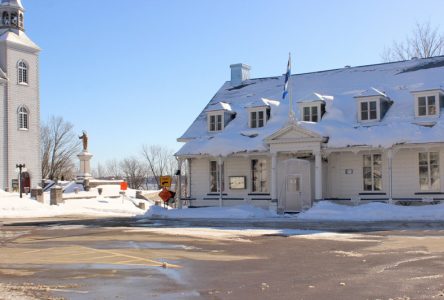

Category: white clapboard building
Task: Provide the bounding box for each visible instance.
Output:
[0,0,41,192]
[176,57,444,212]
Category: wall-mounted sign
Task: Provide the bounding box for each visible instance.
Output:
[229,176,246,190]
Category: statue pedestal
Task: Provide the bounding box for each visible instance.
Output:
[77,151,93,180]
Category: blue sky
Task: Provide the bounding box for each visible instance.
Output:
[24,0,444,165]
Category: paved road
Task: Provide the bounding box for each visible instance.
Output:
[0,219,444,299]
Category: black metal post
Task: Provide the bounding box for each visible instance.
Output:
[16,163,25,198]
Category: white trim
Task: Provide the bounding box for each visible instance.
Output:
[356,96,381,123]
[299,101,322,122]
[412,90,442,118]
[207,111,224,132]
[247,106,268,128]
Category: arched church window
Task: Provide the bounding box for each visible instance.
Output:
[18,106,28,130]
[18,60,28,84]
[11,13,17,25]
[2,12,9,25]
[19,13,23,27]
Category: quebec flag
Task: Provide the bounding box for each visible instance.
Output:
[282,54,291,100]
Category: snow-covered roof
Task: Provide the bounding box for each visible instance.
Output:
[245,97,280,108]
[0,30,40,51]
[1,0,23,9]
[355,87,388,98]
[205,101,233,112]
[177,56,444,156]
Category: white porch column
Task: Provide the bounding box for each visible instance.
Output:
[387,149,393,202]
[186,158,191,198]
[218,156,223,207]
[315,150,323,200]
[176,158,184,209]
[271,153,278,202]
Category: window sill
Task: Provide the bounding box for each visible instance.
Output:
[18,128,28,131]
[18,82,28,86]
[359,192,386,195]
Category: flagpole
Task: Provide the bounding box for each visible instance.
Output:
[288,53,294,121]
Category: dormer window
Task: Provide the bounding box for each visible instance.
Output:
[412,90,443,118]
[208,113,223,132]
[246,98,277,129]
[355,88,392,123]
[206,101,235,132]
[299,101,325,123]
[303,106,319,122]
[360,100,377,121]
[249,108,269,128]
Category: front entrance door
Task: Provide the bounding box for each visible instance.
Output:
[285,174,302,212]
[21,172,31,193]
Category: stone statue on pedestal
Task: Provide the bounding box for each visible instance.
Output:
[79,131,88,152]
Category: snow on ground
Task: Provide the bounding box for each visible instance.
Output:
[297,201,444,221]
[0,187,151,219]
[144,204,277,219]
[2,185,444,222]
[144,201,444,222]
[126,227,371,243]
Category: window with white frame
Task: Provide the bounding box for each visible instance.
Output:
[250,110,264,128]
[363,154,382,191]
[303,106,319,122]
[360,100,378,121]
[251,159,268,193]
[18,106,28,130]
[419,152,440,191]
[18,60,28,84]
[417,95,437,116]
[209,160,224,192]
[208,113,223,132]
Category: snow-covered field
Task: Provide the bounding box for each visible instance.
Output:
[0,187,149,219]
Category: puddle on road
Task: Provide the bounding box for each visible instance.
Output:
[38,264,203,300]
[91,240,201,251]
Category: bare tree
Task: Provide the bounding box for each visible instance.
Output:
[120,156,147,189]
[41,116,80,180]
[141,144,176,188]
[104,159,122,179]
[382,21,444,62]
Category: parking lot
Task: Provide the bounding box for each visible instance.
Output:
[0,221,444,299]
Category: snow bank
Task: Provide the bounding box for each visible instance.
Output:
[298,201,444,221]
[0,190,149,219]
[144,204,277,219]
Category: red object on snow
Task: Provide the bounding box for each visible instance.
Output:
[120,182,128,191]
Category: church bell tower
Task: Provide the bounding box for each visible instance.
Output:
[0,0,41,192]
[0,0,25,31]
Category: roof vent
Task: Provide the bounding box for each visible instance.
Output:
[230,63,251,86]
[411,57,418,60]
[345,65,351,68]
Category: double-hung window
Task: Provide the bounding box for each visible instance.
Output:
[209,161,224,192]
[303,106,319,122]
[419,152,440,191]
[363,154,382,191]
[250,110,265,128]
[208,114,223,132]
[251,159,268,193]
[360,101,377,121]
[417,96,437,116]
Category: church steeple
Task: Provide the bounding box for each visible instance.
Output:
[0,0,24,31]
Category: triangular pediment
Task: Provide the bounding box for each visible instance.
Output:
[265,123,322,144]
